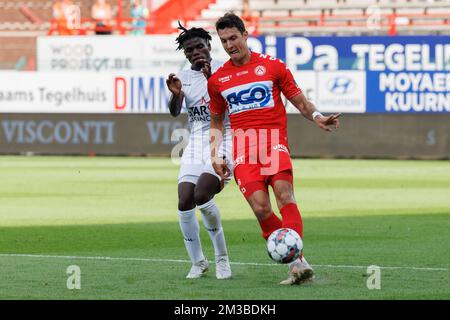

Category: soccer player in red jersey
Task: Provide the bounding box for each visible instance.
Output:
[207,13,341,285]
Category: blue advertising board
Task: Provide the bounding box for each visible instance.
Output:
[250,35,450,113]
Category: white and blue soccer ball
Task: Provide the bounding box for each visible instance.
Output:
[267,228,303,264]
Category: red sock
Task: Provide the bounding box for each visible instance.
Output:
[280,203,303,238]
[258,212,282,240]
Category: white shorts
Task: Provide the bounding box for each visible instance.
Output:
[178,134,233,185]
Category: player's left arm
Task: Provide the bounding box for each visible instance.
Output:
[289,93,341,132]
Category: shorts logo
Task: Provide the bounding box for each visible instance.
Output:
[222,81,274,114]
[254,65,266,76]
[241,187,246,194]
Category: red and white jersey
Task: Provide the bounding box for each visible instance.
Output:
[208,51,302,136]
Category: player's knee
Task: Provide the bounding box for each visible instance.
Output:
[178,197,195,211]
[252,203,272,220]
[276,189,295,207]
[193,188,213,206]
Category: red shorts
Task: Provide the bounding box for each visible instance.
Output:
[233,143,293,199]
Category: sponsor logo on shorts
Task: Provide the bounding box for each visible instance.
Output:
[236,179,246,193]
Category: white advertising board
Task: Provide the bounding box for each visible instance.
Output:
[0,72,172,113]
[0,70,365,114]
[316,71,366,113]
[37,35,230,73]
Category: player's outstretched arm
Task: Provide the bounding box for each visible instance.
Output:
[166,73,184,117]
[209,113,229,180]
[289,93,341,132]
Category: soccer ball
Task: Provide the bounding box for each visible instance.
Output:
[266,228,303,264]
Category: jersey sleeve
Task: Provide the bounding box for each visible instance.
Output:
[276,60,302,99]
[207,77,227,115]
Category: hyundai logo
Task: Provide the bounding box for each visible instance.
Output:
[327,76,355,95]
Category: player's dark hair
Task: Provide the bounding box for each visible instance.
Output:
[175,21,212,51]
[215,12,246,34]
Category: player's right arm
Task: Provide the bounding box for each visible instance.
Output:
[166,73,184,117]
[289,93,341,132]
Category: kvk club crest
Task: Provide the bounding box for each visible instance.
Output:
[254,65,266,76]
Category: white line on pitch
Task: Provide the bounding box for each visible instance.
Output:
[0,253,448,272]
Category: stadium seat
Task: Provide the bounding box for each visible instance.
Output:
[261,10,291,17]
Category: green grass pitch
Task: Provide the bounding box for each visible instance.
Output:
[0,156,449,299]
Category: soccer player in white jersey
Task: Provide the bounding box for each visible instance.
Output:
[166,23,233,280]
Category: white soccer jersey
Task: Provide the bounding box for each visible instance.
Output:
[177,60,232,184]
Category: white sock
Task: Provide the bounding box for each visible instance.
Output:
[199,199,228,257]
[178,208,205,264]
